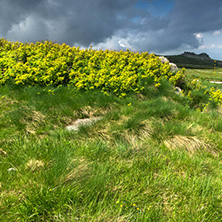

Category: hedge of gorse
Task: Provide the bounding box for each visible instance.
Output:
[1,38,222,108]
[0,38,184,97]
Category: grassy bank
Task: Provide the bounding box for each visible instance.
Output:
[1,81,222,221]
[1,40,222,221]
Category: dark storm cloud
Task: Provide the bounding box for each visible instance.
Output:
[1,0,222,53]
[169,0,222,33]
[123,0,222,52]
[0,0,45,34]
[1,0,143,45]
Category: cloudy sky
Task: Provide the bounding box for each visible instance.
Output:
[1,0,222,59]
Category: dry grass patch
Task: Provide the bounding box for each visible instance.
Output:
[25,111,45,134]
[138,120,154,140]
[0,96,18,117]
[25,159,45,172]
[123,119,153,145]
[73,105,113,119]
[0,95,17,106]
[0,189,24,208]
[86,117,153,148]
[123,133,141,149]
[186,123,205,134]
[89,128,113,142]
[164,135,216,155]
[162,190,186,215]
[61,158,90,184]
[0,148,7,155]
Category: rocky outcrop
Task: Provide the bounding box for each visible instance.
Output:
[174,86,183,95]
[66,117,102,131]
[159,56,169,64]
[181,52,211,60]
[169,62,178,72]
[159,56,178,72]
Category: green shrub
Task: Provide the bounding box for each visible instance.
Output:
[0,39,183,97]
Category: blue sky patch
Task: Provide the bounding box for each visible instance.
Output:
[136,0,174,17]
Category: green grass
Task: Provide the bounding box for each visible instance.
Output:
[1,82,222,221]
[184,68,222,81]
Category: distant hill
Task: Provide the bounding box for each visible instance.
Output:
[163,52,222,69]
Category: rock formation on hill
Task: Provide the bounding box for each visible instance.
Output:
[159,51,222,69]
[181,52,211,60]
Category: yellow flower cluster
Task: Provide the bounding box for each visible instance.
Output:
[185,76,222,110]
[0,38,181,97]
[209,87,222,105]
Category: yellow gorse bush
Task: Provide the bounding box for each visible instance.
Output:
[209,87,222,105]
[0,38,183,97]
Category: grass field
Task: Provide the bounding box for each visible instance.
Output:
[1,80,222,221]
[184,68,222,81]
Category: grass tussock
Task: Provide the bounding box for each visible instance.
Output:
[25,159,45,172]
[164,135,216,155]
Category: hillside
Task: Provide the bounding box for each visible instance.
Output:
[1,40,222,221]
[165,52,222,69]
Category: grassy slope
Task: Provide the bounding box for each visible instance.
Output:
[1,81,222,221]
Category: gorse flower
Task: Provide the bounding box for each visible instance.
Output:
[0,38,183,97]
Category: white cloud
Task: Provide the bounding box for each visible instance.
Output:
[194,33,203,44]
[118,39,132,49]
[7,15,48,42]
[92,35,123,51]
[194,33,203,39]
[199,45,207,49]
[213,30,221,35]
[198,43,219,49]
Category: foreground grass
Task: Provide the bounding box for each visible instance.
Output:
[1,83,222,221]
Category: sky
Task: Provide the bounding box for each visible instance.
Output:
[0,0,222,60]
